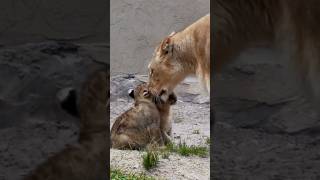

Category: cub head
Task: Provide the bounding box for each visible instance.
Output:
[128,83,177,106]
[128,82,152,102]
[148,32,186,97]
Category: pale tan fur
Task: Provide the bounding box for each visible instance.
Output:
[213,0,320,110]
[111,83,176,149]
[148,14,210,96]
[24,70,108,180]
[157,93,177,137]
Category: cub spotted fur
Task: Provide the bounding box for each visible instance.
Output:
[111,83,176,150]
[24,70,108,180]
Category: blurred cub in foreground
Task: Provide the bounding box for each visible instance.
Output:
[24,70,108,180]
[111,83,176,150]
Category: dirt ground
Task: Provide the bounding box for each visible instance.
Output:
[110,75,210,180]
[212,123,320,179]
[212,48,320,180]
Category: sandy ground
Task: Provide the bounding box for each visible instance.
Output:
[110,75,210,180]
[111,149,209,180]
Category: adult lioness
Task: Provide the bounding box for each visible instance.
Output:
[148,14,210,97]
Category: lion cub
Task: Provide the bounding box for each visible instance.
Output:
[111,83,176,150]
[24,70,108,180]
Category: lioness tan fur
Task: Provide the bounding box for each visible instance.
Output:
[111,83,176,150]
[213,0,320,108]
[24,70,108,180]
[148,14,210,96]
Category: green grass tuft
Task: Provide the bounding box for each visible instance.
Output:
[164,141,208,157]
[176,142,208,157]
[206,137,210,145]
[110,169,155,180]
[142,150,159,170]
[161,150,170,159]
[165,141,175,152]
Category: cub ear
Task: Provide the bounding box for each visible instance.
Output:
[168,93,177,105]
[128,89,134,99]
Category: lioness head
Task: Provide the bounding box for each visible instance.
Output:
[148,32,188,98]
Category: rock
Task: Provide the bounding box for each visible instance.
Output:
[214,48,318,134]
[213,48,320,179]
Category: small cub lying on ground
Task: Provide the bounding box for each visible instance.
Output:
[111,83,176,150]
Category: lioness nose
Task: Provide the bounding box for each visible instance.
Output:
[160,89,167,96]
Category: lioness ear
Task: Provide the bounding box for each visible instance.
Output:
[161,37,174,55]
[169,31,176,36]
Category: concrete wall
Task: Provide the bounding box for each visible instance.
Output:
[110,0,210,75]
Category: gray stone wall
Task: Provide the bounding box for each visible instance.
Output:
[110,0,210,75]
[0,0,108,45]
